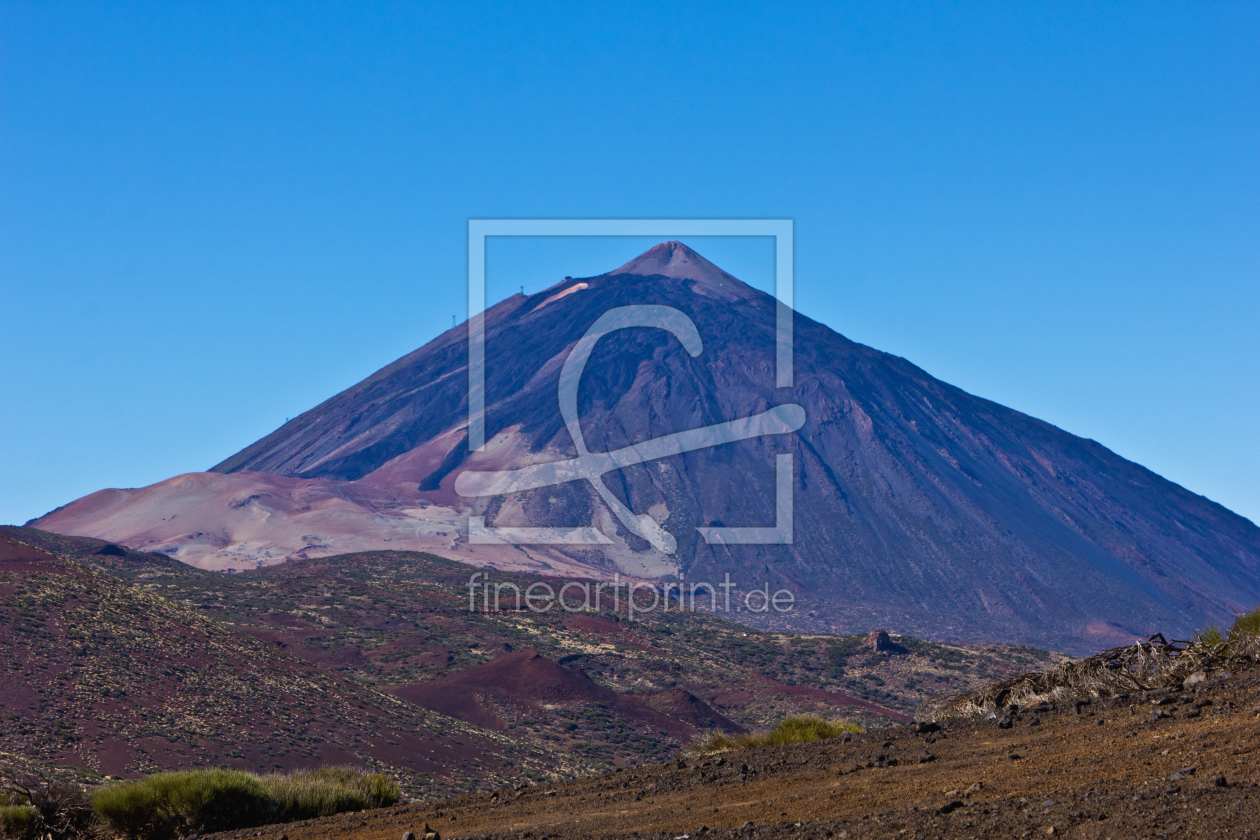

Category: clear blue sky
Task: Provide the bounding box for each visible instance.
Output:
[1,2,1257,526]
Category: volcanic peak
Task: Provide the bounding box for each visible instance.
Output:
[608,241,754,299]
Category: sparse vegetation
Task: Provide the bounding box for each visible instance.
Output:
[688,716,862,755]
[92,766,400,840]
[2,531,1067,788]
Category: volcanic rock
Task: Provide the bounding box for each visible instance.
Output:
[861,629,894,653]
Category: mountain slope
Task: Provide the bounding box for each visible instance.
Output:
[390,647,745,740]
[4,531,1053,780]
[0,534,583,793]
[33,242,1260,652]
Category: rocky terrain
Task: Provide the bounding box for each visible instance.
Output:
[220,656,1260,839]
[31,242,1260,653]
[1,527,1064,783]
[8,525,1258,838]
[0,532,587,796]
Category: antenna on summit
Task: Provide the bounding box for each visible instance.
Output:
[451,315,456,328]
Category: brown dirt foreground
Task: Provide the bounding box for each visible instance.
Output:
[224,660,1259,840]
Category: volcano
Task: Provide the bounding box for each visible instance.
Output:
[33,242,1260,652]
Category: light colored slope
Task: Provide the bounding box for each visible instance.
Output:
[32,469,607,578]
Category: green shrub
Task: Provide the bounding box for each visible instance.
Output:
[260,767,399,819]
[0,805,36,839]
[93,769,275,840]
[1194,624,1226,647]
[92,766,399,840]
[360,771,402,807]
[1193,605,1260,653]
[689,716,863,755]
[758,716,863,746]
[88,783,165,840]
[1229,605,1260,641]
[157,770,274,833]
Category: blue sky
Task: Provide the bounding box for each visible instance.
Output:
[1,1,1257,526]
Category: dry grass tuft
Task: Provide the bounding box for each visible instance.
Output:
[1228,605,1260,643]
[91,765,400,840]
[688,716,862,755]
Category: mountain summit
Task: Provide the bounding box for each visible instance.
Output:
[33,242,1260,652]
[611,240,751,294]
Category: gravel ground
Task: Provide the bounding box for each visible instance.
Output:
[219,658,1260,840]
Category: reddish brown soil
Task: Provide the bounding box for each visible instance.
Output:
[0,536,575,793]
[750,676,914,724]
[639,688,747,733]
[391,648,742,737]
[258,659,1260,840]
[0,535,78,572]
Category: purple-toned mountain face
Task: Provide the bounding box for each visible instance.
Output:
[37,242,1260,653]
